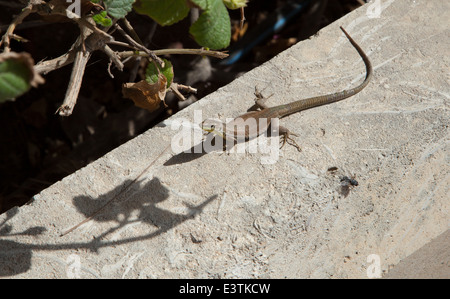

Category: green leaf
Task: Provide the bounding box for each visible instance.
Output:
[92,11,112,27]
[190,0,208,9]
[104,0,135,19]
[223,0,248,10]
[0,60,30,102]
[189,0,231,49]
[133,0,190,26]
[134,0,231,49]
[0,52,44,103]
[145,59,174,88]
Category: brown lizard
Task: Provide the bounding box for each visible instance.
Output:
[201,26,373,149]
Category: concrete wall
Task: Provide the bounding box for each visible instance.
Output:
[0,0,448,278]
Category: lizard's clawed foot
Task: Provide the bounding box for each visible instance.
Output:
[280,130,302,152]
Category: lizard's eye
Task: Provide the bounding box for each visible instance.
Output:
[210,125,215,129]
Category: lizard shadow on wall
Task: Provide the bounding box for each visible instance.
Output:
[0,177,217,277]
[163,141,208,166]
[163,131,222,166]
[164,131,255,166]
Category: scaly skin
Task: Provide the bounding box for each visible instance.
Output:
[202,26,372,149]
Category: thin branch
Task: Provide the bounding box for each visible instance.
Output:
[127,19,157,82]
[103,44,124,71]
[113,23,164,67]
[56,49,91,116]
[170,84,187,101]
[118,48,229,59]
[170,83,198,102]
[36,45,227,76]
[35,50,76,74]
[121,17,144,46]
[107,40,136,49]
[56,26,115,116]
[8,33,29,43]
[240,7,246,30]
[175,83,197,94]
[35,36,82,74]
[0,2,36,52]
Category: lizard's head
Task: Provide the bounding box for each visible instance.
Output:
[201,119,230,141]
[201,119,224,134]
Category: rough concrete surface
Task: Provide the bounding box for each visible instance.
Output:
[0,0,448,278]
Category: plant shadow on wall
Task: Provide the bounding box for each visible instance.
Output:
[0,0,365,215]
[0,177,217,277]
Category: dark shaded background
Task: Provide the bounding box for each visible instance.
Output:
[0,0,364,214]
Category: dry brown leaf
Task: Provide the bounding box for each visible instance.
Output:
[232,22,248,42]
[122,74,167,112]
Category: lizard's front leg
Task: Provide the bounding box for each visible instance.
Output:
[254,87,273,109]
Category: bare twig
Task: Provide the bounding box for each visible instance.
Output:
[56,28,114,116]
[36,43,227,76]
[103,44,124,71]
[127,19,157,82]
[121,17,144,46]
[56,49,90,116]
[107,40,135,49]
[170,83,198,102]
[173,83,197,94]
[170,84,187,101]
[113,23,164,67]
[118,48,229,59]
[35,47,76,74]
[35,36,82,74]
[8,33,29,43]
[240,7,246,30]
[106,59,114,78]
[0,2,36,52]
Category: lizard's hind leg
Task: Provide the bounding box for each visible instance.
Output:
[278,125,301,151]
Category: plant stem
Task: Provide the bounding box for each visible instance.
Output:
[118,49,229,59]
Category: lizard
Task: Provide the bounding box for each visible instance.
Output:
[201,26,373,150]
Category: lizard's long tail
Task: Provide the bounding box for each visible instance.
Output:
[281,26,373,117]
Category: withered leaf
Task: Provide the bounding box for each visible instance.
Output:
[122,74,167,112]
